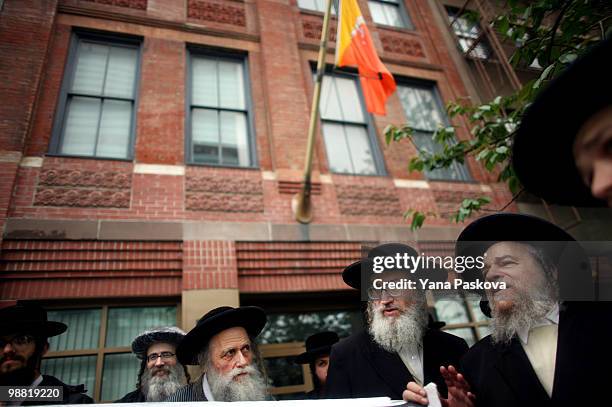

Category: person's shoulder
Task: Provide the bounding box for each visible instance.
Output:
[461,335,497,367]
[164,380,201,402]
[426,328,469,348]
[40,375,93,404]
[332,330,369,352]
[114,389,143,403]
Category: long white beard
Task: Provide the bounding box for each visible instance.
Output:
[488,285,557,345]
[141,364,187,402]
[367,299,427,353]
[207,364,267,402]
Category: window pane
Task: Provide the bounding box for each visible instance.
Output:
[334,76,364,123]
[467,297,490,322]
[345,125,376,174]
[192,57,218,107]
[105,306,176,348]
[96,99,132,158]
[72,42,108,96]
[101,353,138,402]
[60,96,101,156]
[320,76,343,121]
[104,46,137,98]
[41,356,96,399]
[412,131,469,180]
[259,310,361,344]
[192,108,220,164]
[265,357,304,387]
[368,2,387,26]
[381,3,404,27]
[322,122,353,173]
[434,298,470,325]
[218,60,245,110]
[47,309,101,351]
[397,86,443,132]
[220,111,249,166]
[298,0,318,10]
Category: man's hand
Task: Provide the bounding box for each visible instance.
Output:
[402,365,475,407]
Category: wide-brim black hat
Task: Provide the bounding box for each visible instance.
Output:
[132,326,186,359]
[342,243,447,289]
[177,306,267,365]
[294,331,339,364]
[512,38,611,207]
[0,304,67,338]
[455,213,593,312]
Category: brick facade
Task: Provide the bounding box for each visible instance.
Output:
[0,0,515,304]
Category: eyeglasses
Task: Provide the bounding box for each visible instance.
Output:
[0,334,35,349]
[146,352,176,363]
[367,287,406,300]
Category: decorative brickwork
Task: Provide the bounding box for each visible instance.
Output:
[80,0,147,10]
[0,240,182,299]
[34,169,132,208]
[302,17,337,42]
[336,185,402,216]
[380,33,425,58]
[186,175,264,212]
[187,0,246,27]
[183,240,238,290]
[277,180,322,195]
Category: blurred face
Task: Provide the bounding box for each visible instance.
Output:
[146,343,177,377]
[483,242,549,313]
[314,355,329,386]
[369,272,416,319]
[573,105,612,206]
[209,327,252,380]
[0,334,37,374]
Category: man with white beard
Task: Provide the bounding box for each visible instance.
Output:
[116,327,189,402]
[165,306,269,402]
[404,213,612,407]
[326,243,469,400]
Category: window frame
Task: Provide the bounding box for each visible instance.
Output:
[368,0,414,30]
[445,6,491,60]
[185,47,258,168]
[296,0,339,14]
[317,67,387,176]
[48,29,142,161]
[396,78,472,182]
[42,301,180,403]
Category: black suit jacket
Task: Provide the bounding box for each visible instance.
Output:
[326,328,469,400]
[461,302,612,407]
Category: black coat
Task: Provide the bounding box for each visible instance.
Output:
[115,389,145,403]
[461,302,612,407]
[22,375,93,405]
[326,328,469,400]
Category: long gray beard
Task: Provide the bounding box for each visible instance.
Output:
[141,364,187,402]
[207,364,267,402]
[488,288,557,345]
[367,299,427,354]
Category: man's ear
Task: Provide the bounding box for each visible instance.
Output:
[41,341,49,357]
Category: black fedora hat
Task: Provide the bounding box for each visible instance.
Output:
[0,304,67,338]
[342,243,447,290]
[294,331,339,365]
[455,213,593,314]
[131,326,186,359]
[176,306,267,365]
[512,38,611,207]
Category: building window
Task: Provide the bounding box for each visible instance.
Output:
[446,7,490,59]
[258,309,362,399]
[50,33,139,159]
[320,72,383,175]
[433,293,490,346]
[188,52,255,167]
[297,0,338,14]
[41,305,178,402]
[368,0,413,29]
[397,82,471,181]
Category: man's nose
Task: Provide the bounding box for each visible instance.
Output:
[2,342,14,354]
[235,351,247,368]
[590,159,612,202]
[154,356,165,366]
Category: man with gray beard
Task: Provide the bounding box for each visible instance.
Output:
[116,327,189,403]
[404,213,612,407]
[326,243,469,400]
[165,306,269,402]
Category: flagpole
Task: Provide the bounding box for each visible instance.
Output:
[292,0,335,224]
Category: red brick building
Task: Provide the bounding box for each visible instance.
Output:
[0,0,521,401]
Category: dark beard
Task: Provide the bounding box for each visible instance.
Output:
[0,366,37,386]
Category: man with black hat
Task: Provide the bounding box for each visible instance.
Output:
[404,213,612,407]
[294,331,339,399]
[0,303,93,404]
[115,326,189,403]
[166,306,269,402]
[512,38,612,207]
[326,243,469,400]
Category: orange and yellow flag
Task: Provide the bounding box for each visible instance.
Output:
[335,0,396,115]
